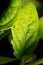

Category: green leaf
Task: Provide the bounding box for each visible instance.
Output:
[27,59,43,65]
[0,0,21,31]
[10,3,38,59]
[39,17,43,40]
[0,56,16,64]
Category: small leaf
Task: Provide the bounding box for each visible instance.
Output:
[0,56,16,64]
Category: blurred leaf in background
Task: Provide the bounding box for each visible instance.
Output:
[39,17,43,40]
[0,56,16,64]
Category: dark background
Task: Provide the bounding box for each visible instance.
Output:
[0,0,43,65]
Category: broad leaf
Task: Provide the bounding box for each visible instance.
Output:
[10,3,38,59]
